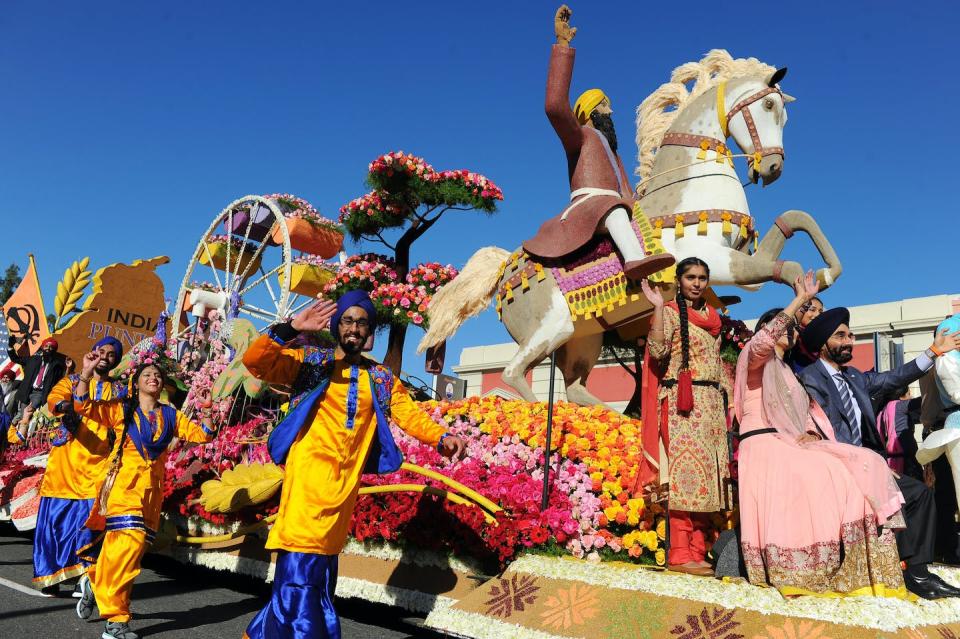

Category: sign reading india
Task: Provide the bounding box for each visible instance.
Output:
[53,256,169,364]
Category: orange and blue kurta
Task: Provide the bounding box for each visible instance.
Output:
[242,328,447,639]
[75,397,214,623]
[22,376,126,589]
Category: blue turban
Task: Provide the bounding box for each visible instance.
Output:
[331,290,377,342]
[94,336,124,360]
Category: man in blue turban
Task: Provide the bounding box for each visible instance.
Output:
[16,336,129,597]
[241,292,466,639]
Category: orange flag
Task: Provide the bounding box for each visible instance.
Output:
[2,255,50,356]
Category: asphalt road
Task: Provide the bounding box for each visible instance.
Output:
[0,526,449,639]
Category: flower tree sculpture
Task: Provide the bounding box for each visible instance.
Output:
[337,152,502,373]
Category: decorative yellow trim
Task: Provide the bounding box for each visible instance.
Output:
[697,212,708,235]
[777,584,914,601]
[400,462,502,515]
[752,151,763,171]
[32,563,86,588]
[715,143,727,164]
[721,211,732,235]
[674,214,685,239]
[696,139,710,160]
[360,484,498,525]
[717,82,729,138]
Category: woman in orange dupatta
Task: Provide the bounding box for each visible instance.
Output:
[637,257,731,575]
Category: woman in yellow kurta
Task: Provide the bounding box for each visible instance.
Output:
[242,290,465,639]
[73,353,215,639]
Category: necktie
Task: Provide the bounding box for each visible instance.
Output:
[833,371,860,445]
[33,363,47,389]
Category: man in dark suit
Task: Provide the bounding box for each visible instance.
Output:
[799,307,960,599]
[8,336,66,423]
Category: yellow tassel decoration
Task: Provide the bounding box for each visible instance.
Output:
[535,263,545,282]
[521,272,529,291]
[715,143,727,163]
[753,152,763,171]
[652,219,663,239]
[697,139,710,160]
[674,214,685,239]
[740,220,749,240]
[505,285,514,301]
[721,212,732,235]
[697,212,708,235]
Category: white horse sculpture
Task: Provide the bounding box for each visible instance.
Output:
[419,50,842,406]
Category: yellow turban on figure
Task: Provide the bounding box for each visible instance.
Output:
[574,89,609,125]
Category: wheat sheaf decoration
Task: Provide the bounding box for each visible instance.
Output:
[54,257,92,330]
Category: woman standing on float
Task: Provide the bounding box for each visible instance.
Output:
[639,257,730,575]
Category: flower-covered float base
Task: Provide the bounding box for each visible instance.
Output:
[426,555,960,639]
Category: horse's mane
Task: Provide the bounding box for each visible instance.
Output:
[634,49,776,182]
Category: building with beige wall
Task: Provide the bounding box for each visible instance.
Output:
[454,293,960,408]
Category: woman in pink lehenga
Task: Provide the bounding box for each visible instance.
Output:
[735,272,908,598]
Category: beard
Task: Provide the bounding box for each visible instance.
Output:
[827,344,854,365]
[589,112,618,153]
[339,337,363,355]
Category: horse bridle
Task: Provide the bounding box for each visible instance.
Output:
[660,81,785,172]
[719,82,785,171]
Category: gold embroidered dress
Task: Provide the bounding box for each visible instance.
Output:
[647,304,731,512]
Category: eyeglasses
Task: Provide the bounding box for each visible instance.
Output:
[339,318,369,329]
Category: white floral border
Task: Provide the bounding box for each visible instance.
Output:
[341,538,486,576]
[335,576,456,615]
[508,555,960,631]
[425,607,571,639]
[163,545,275,582]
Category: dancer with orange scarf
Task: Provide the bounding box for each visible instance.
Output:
[638,257,730,576]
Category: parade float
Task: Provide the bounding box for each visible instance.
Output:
[4,12,960,639]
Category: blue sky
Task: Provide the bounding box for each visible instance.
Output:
[2,1,957,376]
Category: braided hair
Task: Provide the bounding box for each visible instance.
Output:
[675,257,711,372]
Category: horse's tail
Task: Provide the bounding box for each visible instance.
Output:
[418,246,511,353]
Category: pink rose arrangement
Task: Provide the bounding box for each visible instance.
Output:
[264,193,343,232]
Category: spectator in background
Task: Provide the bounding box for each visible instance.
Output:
[1,366,19,416]
[918,313,960,564]
[8,336,66,422]
[799,308,960,598]
[876,387,923,481]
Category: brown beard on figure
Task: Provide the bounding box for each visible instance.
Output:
[589,111,618,154]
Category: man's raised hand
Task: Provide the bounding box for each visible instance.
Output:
[934,328,960,356]
[554,5,576,46]
[80,351,101,378]
[291,298,338,333]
